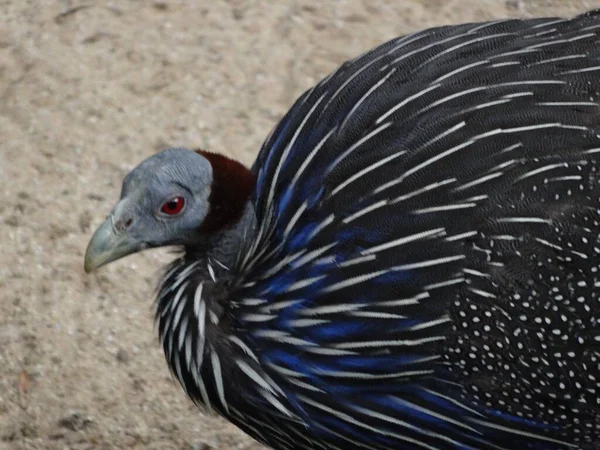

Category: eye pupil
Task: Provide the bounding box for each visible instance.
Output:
[161,196,185,215]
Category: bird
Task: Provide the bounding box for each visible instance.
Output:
[84,9,600,450]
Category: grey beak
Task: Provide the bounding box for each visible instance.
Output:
[84,216,142,273]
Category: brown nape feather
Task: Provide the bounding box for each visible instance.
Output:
[195,150,255,234]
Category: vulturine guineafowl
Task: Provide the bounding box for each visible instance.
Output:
[85,9,600,450]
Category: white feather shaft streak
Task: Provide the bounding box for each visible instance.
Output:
[375,292,429,307]
[537,101,598,107]
[329,149,407,197]
[548,175,582,182]
[361,228,445,255]
[502,92,533,99]
[468,287,497,299]
[387,178,457,202]
[285,275,328,293]
[282,202,308,241]
[300,303,366,316]
[349,311,406,319]
[172,282,189,330]
[196,296,206,368]
[497,217,552,224]
[376,83,441,124]
[267,364,307,379]
[240,298,267,306]
[468,418,577,447]
[391,254,466,271]
[307,213,335,242]
[228,336,259,363]
[489,61,520,68]
[463,268,490,278]
[327,121,393,173]
[306,347,358,356]
[408,315,452,331]
[261,390,294,418]
[286,318,329,328]
[210,349,228,413]
[517,162,567,181]
[334,335,445,349]
[487,48,538,60]
[562,65,600,75]
[578,23,600,32]
[254,330,316,347]
[311,369,433,379]
[320,270,389,294]
[287,378,326,393]
[241,314,277,322]
[530,54,587,66]
[530,19,567,29]
[412,203,477,214]
[175,260,201,283]
[422,388,486,418]
[236,360,279,395]
[258,249,307,280]
[290,243,338,269]
[178,316,189,351]
[453,172,504,192]
[433,60,489,83]
[261,299,303,312]
[445,231,477,242]
[343,200,388,223]
[461,99,511,112]
[169,279,189,313]
[341,67,397,130]
[389,397,481,433]
[534,237,563,251]
[338,254,376,268]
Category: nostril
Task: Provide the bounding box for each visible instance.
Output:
[115,217,133,232]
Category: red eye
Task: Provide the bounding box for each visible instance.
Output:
[161,196,185,215]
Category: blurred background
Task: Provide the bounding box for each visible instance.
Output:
[1,1,598,449]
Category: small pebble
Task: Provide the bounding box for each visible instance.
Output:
[58,411,93,431]
[116,348,130,363]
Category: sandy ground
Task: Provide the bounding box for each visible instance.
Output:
[1,1,600,449]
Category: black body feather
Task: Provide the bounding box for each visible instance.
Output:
[156,10,600,450]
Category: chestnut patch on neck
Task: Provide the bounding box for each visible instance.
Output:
[196,150,255,234]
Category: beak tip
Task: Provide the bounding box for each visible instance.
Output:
[83,248,98,273]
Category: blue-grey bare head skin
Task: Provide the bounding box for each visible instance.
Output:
[84,148,213,272]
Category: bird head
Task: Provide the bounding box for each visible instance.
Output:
[84,148,254,273]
